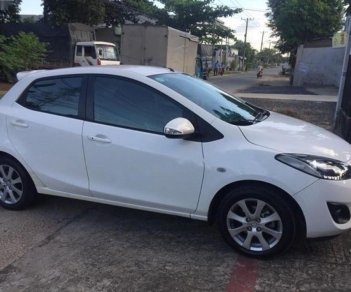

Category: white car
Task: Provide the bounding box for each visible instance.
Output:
[0,66,350,257]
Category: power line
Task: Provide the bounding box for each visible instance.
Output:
[215,0,267,13]
[233,7,266,13]
[235,0,255,18]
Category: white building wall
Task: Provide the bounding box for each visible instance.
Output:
[294,45,345,87]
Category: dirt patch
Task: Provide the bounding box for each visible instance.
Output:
[244,98,336,129]
[0,82,12,91]
[0,82,11,97]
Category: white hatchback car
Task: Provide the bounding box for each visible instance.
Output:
[0,66,350,257]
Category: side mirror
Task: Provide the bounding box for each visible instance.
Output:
[164,118,195,138]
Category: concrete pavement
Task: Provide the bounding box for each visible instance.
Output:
[237,93,336,102]
[209,67,338,102]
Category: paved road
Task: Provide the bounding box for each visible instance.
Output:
[208,67,282,94]
[208,67,337,102]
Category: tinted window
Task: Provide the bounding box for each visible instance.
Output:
[150,73,261,125]
[20,77,82,117]
[93,77,185,133]
[76,45,83,56]
[84,46,96,58]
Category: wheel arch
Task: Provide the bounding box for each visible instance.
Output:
[0,151,38,192]
[207,180,306,237]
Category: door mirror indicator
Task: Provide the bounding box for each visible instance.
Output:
[164,118,195,138]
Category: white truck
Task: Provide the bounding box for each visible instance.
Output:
[73,41,120,66]
[120,25,199,75]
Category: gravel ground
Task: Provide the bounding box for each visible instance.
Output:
[244,98,336,129]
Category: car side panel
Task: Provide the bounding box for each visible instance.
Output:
[6,103,90,196]
[193,120,319,219]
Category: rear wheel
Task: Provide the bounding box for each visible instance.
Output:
[217,185,296,258]
[0,157,36,210]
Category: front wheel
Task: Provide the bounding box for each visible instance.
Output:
[217,185,297,258]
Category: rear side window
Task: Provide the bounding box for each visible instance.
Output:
[76,45,83,56]
[19,77,83,118]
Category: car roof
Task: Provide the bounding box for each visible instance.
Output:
[16,66,175,81]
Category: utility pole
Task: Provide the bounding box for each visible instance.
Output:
[260,31,265,52]
[242,17,254,71]
[267,41,273,65]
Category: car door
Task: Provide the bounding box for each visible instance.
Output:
[7,75,90,196]
[82,46,96,66]
[82,75,204,214]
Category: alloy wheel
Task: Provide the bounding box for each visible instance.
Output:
[226,198,283,252]
[0,164,24,205]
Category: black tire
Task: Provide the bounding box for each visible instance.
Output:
[0,157,36,210]
[217,185,296,258]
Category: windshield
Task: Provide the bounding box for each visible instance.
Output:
[95,45,119,61]
[150,73,266,125]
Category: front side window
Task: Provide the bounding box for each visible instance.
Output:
[84,46,96,58]
[150,73,263,125]
[19,77,82,117]
[93,77,185,133]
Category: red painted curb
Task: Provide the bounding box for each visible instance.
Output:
[226,256,258,292]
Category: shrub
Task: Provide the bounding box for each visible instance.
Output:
[0,32,47,82]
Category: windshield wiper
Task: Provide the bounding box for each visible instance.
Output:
[231,120,255,126]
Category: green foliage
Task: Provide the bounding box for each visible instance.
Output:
[267,0,343,53]
[256,48,284,65]
[43,0,105,26]
[157,0,241,42]
[201,24,236,45]
[104,0,160,26]
[0,0,21,23]
[0,32,47,82]
[233,40,256,69]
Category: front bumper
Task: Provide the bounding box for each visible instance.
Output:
[294,179,351,238]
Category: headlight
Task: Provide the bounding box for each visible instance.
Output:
[275,154,351,180]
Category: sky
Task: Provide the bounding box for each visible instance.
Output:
[20,0,274,51]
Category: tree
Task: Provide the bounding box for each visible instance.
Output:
[256,48,283,65]
[43,0,105,26]
[267,0,343,54]
[0,0,21,23]
[233,40,256,69]
[0,32,47,82]
[201,23,236,45]
[104,0,160,26]
[157,0,241,41]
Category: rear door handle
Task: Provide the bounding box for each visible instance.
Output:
[87,135,111,144]
[10,120,28,128]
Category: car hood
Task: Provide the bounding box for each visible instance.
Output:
[239,112,351,162]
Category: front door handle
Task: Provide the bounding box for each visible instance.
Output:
[87,135,111,144]
[10,120,28,128]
